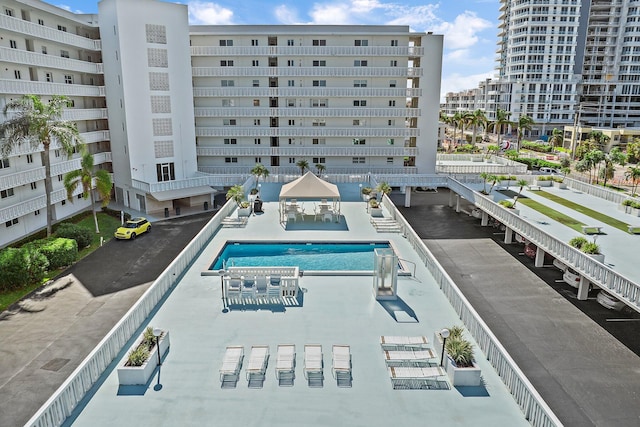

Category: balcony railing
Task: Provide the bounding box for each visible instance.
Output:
[4,132,110,157]
[0,14,101,51]
[0,79,105,97]
[194,107,420,118]
[0,185,86,223]
[193,87,421,98]
[197,165,417,175]
[0,47,103,74]
[192,67,422,78]
[195,127,418,138]
[191,45,424,57]
[196,146,417,157]
[61,108,109,121]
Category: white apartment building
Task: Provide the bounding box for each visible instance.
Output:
[0,0,443,248]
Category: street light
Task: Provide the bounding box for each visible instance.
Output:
[439,328,450,367]
[153,328,162,366]
[219,269,227,310]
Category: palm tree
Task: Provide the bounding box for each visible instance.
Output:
[469,109,488,146]
[315,163,326,176]
[0,95,81,236]
[625,166,640,196]
[63,146,112,233]
[452,111,463,142]
[479,172,490,194]
[487,174,500,193]
[250,163,269,187]
[488,108,513,148]
[296,159,309,175]
[375,181,392,197]
[512,179,528,207]
[549,128,563,150]
[225,184,245,207]
[515,114,535,151]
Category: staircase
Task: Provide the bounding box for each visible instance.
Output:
[370,217,402,233]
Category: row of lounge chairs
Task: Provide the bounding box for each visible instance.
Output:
[219,344,352,388]
[380,335,447,390]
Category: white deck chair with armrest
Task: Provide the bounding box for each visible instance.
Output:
[240,276,256,301]
[380,335,429,350]
[332,345,352,387]
[383,349,437,367]
[267,275,281,299]
[254,275,269,299]
[219,346,244,388]
[224,276,242,303]
[246,345,270,388]
[304,344,324,387]
[275,344,296,386]
[387,366,447,390]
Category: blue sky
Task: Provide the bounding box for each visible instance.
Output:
[48,0,500,99]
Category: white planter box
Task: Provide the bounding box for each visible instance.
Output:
[553,181,567,189]
[533,180,552,187]
[118,330,170,386]
[445,357,482,386]
[631,207,640,217]
[369,207,383,217]
[589,253,605,264]
[618,204,631,213]
[237,207,251,217]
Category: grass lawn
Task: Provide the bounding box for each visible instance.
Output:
[532,190,630,233]
[0,212,122,312]
[516,197,587,233]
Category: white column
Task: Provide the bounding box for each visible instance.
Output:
[404,187,411,207]
[504,226,513,244]
[534,246,545,268]
[455,194,460,213]
[576,277,590,300]
[448,189,455,207]
[481,211,489,226]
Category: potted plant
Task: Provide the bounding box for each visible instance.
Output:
[375,181,392,199]
[369,198,383,217]
[117,326,170,386]
[533,175,552,187]
[552,175,567,189]
[434,326,481,386]
[498,199,520,215]
[361,186,372,202]
[569,236,604,263]
[619,199,633,214]
[238,201,251,217]
[226,185,250,217]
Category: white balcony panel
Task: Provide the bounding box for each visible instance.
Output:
[62,108,109,121]
[0,14,101,51]
[194,107,420,118]
[0,47,103,74]
[196,146,417,157]
[195,127,418,137]
[192,67,422,78]
[191,46,423,57]
[0,186,84,223]
[80,130,111,144]
[198,166,417,175]
[0,79,105,97]
[131,175,227,193]
[193,87,421,98]
[4,132,110,156]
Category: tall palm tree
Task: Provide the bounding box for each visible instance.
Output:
[0,95,81,236]
[296,159,309,175]
[512,179,528,208]
[452,111,463,142]
[63,146,112,233]
[625,166,640,196]
[549,128,563,150]
[250,163,269,187]
[315,163,326,176]
[516,114,535,151]
[469,109,488,146]
[489,108,513,148]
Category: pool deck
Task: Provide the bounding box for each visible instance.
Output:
[67,201,532,427]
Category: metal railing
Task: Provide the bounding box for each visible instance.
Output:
[193,86,422,98]
[25,201,236,427]
[381,193,563,427]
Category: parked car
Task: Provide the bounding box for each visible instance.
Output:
[539,167,560,174]
[523,243,536,259]
[114,217,151,240]
[562,268,581,288]
[553,258,568,272]
[596,290,626,311]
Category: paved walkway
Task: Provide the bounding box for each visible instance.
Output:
[394,189,640,427]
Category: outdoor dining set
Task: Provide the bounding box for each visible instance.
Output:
[285,199,339,223]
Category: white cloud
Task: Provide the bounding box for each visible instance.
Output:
[274,5,300,24]
[440,70,495,101]
[386,5,439,27]
[309,3,352,24]
[433,11,493,50]
[188,1,234,25]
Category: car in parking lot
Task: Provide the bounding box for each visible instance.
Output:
[563,267,581,288]
[114,217,151,240]
[539,167,561,174]
[553,258,568,272]
[596,290,626,311]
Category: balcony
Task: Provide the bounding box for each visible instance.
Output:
[192,67,422,78]
[0,185,85,223]
[190,45,423,57]
[193,87,421,98]
[194,107,420,118]
[195,146,417,157]
[195,127,418,138]
[197,165,417,175]
[62,108,109,121]
[0,47,103,74]
[4,131,110,156]
[0,14,101,51]
[0,79,106,97]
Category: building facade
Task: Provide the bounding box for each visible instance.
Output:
[0,0,443,247]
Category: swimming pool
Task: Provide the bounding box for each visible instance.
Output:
[210,241,391,271]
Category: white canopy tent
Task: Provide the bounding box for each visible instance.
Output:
[278,172,341,222]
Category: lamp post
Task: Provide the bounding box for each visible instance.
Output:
[153,328,162,366]
[439,328,450,367]
[219,269,227,309]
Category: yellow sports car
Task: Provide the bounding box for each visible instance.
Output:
[114,217,151,240]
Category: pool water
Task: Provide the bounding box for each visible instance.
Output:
[210,242,390,271]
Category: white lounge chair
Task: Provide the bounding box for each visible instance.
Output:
[241,276,256,301]
[387,366,447,390]
[246,345,270,388]
[383,349,436,366]
[267,275,281,299]
[332,345,352,387]
[275,344,296,386]
[380,335,429,350]
[254,275,269,298]
[224,276,242,302]
[304,344,323,387]
[287,211,297,222]
[219,345,244,388]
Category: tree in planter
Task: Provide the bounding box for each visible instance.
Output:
[498,199,515,209]
[226,185,246,207]
[569,236,588,250]
[487,174,500,193]
[479,172,490,194]
[515,114,535,152]
[315,163,326,176]
[250,163,269,189]
[512,179,528,207]
[375,181,392,198]
[581,241,601,255]
[63,146,113,234]
[0,95,82,237]
[445,337,475,368]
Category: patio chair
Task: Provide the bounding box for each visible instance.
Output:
[332,345,352,387]
[254,275,269,298]
[241,276,256,301]
[323,211,333,222]
[267,275,281,299]
[275,344,296,386]
[219,345,244,388]
[224,276,242,303]
[287,211,297,222]
[246,345,270,388]
[383,349,436,367]
[304,344,324,387]
[380,335,429,350]
[387,366,447,390]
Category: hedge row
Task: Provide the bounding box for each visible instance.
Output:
[513,157,562,170]
[521,141,554,153]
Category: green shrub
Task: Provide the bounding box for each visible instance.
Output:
[445,337,475,367]
[127,346,150,367]
[522,141,553,153]
[142,326,157,350]
[499,200,515,208]
[622,199,633,206]
[361,186,372,196]
[447,325,464,340]
[0,247,48,291]
[101,206,131,222]
[55,223,93,249]
[25,237,78,270]
[569,236,588,249]
[581,242,601,254]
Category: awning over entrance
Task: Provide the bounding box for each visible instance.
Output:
[149,185,215,202]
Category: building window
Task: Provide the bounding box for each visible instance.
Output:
[223,138,237,145]
[57,25,67,32]
[286,99,295,107]
[38,19,44,25]
[14,70,21,79]
[58,174,63,182]
[353,100,367,107]
[30,182,37,190]
[252,80,259,87]
[61,200,66,205]
[61,50,69,58]
[312,60,326,67]
[41,46,47,54]
[352,157,366,164]
[5,8,13,16]
[254,138,261,144]
[391,40,399,46]
[45,72,53,82]
[34,209,40,216]
[0,158,9,169]
[10,40,17,49]
[312,39,326,46]
[353,80,367,87]
[224,157,238,163]
[387,138,395,145]
[252,60,259,66]
[354,40,368,46]
[310,99,328,107]
[287,80,295,87]
[289,157,296,164]
[287,39,294,46]
[6,218,19,228]
[251,39,258,46]
[255,157,262,163]
[220,60,234,66]
[389,80,397,87]
[312,80,326,86]
[26,154,33,163]
[352,138,366,145]
[353,120,361,126]
[288,119,295,126]
[223,119,237,126]
[388,119,395,126]
[64,75,73,84]
[222,99,234,107]
[219,40,233,46]
[354,60,368,66]
[156,162,175,181]
[312,138,326,145]
[254,119,261,125]
[221,80,235,87]
[77,193,83,199]
[313,157,326,163]
[387,157,394,164]
[312,120,325,127]
[1,188,15,198]
[389,100,396,106]
[390,60,398,67]
[253,99,260,106]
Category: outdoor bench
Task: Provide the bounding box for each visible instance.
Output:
[582,226,603,235]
